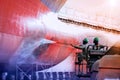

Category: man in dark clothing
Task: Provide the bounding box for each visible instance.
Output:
[71,38,89,63]
[93,37,107,50]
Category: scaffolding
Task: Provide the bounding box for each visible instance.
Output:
[15,64,37,80]
[74,44,108,78]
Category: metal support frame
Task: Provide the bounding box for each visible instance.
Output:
[16,64,36,80]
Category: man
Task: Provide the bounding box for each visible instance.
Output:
[93,37,107,50]
[93,37,99,50]
[71,38,89,63]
